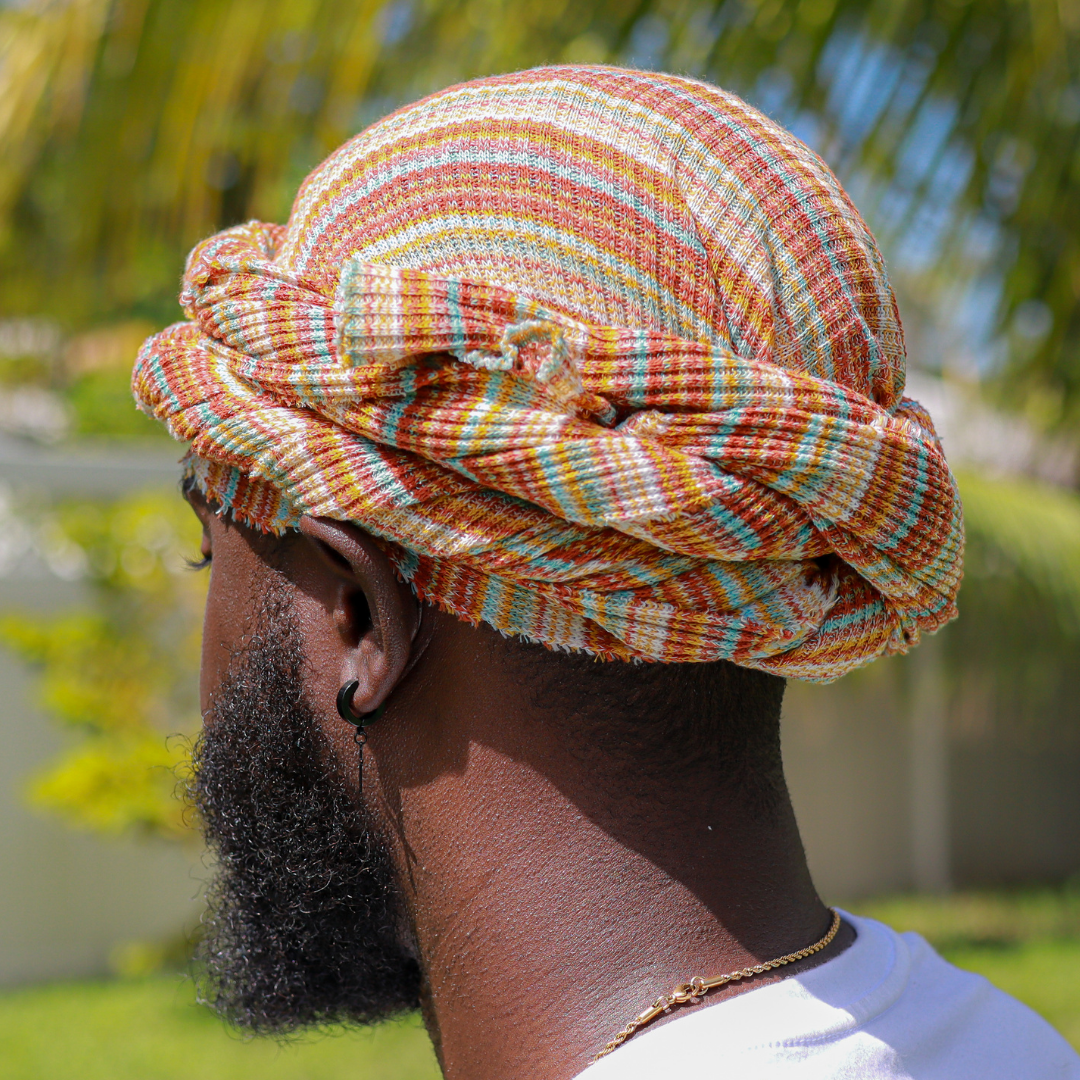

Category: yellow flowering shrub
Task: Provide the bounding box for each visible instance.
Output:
[0,490,206,840]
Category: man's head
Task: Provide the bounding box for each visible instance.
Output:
[187,485,787,1031]
[135,65,963,1040]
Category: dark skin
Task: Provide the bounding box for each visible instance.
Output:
[189,489,854,1080]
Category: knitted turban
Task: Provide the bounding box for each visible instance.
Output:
[133,65,963,681]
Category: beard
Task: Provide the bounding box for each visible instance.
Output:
[188,588,421,1033]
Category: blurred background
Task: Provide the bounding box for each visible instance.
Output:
[0,0,1078,1076]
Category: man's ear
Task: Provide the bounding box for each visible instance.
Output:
[298,516,421,715]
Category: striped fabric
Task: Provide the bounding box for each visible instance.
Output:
[133,65,963,681]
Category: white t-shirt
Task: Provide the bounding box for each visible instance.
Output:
[575,911,1080,1079]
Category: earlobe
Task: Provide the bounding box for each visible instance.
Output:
[336,679,386,725]
[297,516,421,716]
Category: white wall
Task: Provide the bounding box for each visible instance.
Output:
[0,580,202,987]
[783,661,914,901]
[0,443,201,987]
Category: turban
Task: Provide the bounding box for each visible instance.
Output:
[133,65,963,681]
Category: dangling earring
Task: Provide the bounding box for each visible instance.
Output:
[336,680,386,797]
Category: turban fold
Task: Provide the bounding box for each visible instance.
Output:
[133,65,964,681]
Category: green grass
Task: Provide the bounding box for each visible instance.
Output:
[849,888,1080,949]
[2,890,1078,1078]
[0,976,441,1080]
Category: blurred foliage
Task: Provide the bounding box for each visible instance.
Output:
[0,490,205,839]
[61,319,170,438]
[108,926,202,979]
[66,369,170,439]
[958,470,1080,633]
[0,0,1077,426]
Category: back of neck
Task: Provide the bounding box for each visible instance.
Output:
[382,698,832,1080]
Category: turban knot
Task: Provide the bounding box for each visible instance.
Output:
[133,66,963,681]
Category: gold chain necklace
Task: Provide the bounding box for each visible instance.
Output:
[594,908,842,1061]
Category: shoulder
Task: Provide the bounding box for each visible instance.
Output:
[882,923,1080,1078]
[575,913,1080,1080]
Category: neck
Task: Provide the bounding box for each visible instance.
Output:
[369,616,847,1080]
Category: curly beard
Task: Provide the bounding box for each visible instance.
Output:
[188,587,420,1033]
